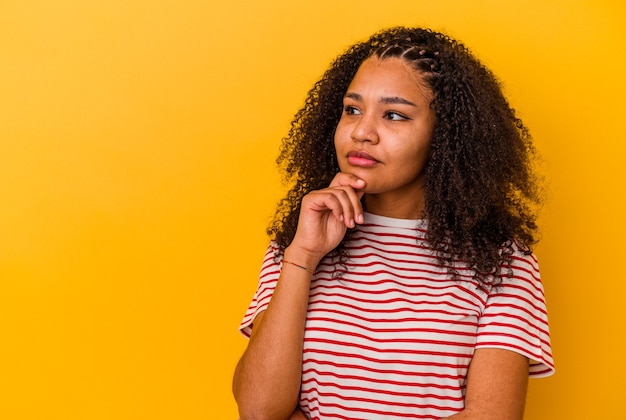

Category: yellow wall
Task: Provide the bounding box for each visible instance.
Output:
[1,0,624,418]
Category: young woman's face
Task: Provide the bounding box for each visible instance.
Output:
[334,56,436,214]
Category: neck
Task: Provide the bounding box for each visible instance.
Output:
[364,193,426,220]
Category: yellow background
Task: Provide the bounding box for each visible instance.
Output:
[1,0,624,419]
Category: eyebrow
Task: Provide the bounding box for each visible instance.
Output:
[344,92,417,107]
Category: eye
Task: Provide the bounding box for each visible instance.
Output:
[384,111,409,121]
[344,105,361,115]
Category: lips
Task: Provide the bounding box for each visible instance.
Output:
[347,151,380,168]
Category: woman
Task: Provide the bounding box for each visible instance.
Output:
[233,27,554,420]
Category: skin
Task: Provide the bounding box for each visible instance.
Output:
[334,56,436,219]
[233,56,529,420]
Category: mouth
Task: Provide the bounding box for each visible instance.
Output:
[347,151,380,168]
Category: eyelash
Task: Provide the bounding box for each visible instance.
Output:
[344,105,360,115]
[343,106,409,121]
[384,111,409,121]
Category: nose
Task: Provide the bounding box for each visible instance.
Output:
[350,113,379,144]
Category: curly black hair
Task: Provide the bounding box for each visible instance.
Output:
[267,27,543,286]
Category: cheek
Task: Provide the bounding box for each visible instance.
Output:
[333,125,349,152]
[334,122,347,141]
[332,135,344,170]
[398,143,431,175]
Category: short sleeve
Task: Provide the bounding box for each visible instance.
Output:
[476,251,555,377]
[239,242,283,338]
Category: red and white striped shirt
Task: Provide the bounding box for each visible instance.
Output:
[240,213,554,419]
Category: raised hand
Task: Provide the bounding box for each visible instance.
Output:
[288,172,366,264]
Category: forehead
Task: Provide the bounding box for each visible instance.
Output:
[348,56,432,99]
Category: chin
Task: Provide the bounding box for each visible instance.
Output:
[361,185,383,195]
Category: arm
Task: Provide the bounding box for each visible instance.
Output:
[232,174,366,420]
[444,348,529,420]
[232,256,312,420]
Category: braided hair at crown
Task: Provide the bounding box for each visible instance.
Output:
[268,27,543,287]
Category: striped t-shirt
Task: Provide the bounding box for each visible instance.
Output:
[240,212,554,419]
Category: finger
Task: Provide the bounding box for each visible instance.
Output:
[305,190,343,220]
[329,173,366,225]
[348,187,365,225]
[329,172,367,190]
[328,186,362,228]
[308,188,358,228]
